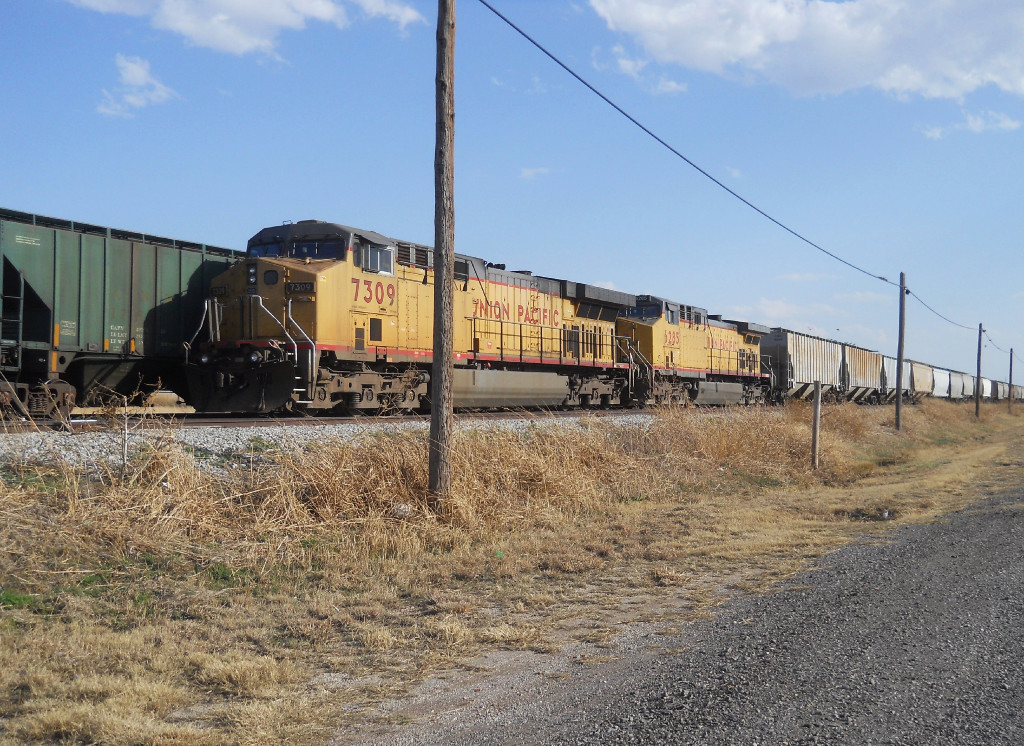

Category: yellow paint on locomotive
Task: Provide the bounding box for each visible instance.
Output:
[213,258,324,342]
[461,277,570,362]
[616,314,761,376]
[706,324,762,376]
[616,314,706,372]
[210,250,621,368]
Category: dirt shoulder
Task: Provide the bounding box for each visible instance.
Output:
[339,415,1024,745]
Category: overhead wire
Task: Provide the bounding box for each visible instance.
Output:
[473,0,1020,364]
[984,331,1022,368]
[906,290,975,331]
[473,0,897,288]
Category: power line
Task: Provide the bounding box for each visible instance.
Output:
[906,290,975,331]
[476,1,1023,361]
[473,0,896,287]
[985,331,1008,354]
[984,331,1022,367]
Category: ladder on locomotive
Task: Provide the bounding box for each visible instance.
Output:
[615,337,654,399]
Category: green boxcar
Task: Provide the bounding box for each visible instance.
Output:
[0,207,237,418]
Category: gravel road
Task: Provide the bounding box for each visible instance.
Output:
[353,485,1024,745]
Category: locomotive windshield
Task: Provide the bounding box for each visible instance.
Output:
[246,239,347,260]
[247,242,282,257]
[291,240,346,259]
[623,302,663,319]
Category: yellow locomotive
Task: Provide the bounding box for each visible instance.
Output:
[618,295,769,405]
[185,220,769,413]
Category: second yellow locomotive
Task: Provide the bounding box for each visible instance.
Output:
[185,220,769,413]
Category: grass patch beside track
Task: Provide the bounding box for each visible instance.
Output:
[1,400,1022,744]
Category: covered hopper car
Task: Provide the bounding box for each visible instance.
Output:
[760,327,1021,405]
[0,207,235,419]
[185,220,772,414]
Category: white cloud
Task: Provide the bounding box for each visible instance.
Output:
[834,290,891,304]
[520,167,551,180]
[589,0,1024,100]
[754,297,842,324]
[613,44,647,78]
[964,110,1021,133]
[98,54,178,117]
[526,76,548,95]
[921,109,1021,139]
[594,45,688,95]
[775,272,839,282]
[70,0,152,12]
[68,0,424,56]
[653,76,687,95]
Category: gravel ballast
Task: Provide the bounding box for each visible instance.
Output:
[354,486,1024,745]
[0,414,655,469]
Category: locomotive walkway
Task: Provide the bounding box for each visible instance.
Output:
[347,474,1024,745]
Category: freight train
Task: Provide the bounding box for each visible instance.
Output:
[183,219,1021,415]
[761,329,1022,404]
[0,207,235,419]
[2,207,1013,421]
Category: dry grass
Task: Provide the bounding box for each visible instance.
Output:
[1,399,1021,744]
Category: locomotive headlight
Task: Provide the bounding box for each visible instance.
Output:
[249,351,261,363]
[247,265,258,285]
[199,354,210,365]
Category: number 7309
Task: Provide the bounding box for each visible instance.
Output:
[352,278,396,306]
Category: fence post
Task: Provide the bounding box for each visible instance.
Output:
[812,380,821,470]
[895,272,906,431]
[975,323,983,420]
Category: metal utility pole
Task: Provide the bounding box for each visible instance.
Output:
[1010,349,1014,415]
[975,323,983,419]
[895,272,907,431]
[429,0,456,505]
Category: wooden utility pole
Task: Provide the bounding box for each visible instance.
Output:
[895,272,907,431]
[975,323,983,419]
[1010,348,1014,414]
[429,0,456,504]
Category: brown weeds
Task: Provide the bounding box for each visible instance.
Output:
[0,400,1020,744]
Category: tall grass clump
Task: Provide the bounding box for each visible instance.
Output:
[0,401,995,594]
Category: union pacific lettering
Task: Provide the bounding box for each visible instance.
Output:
[472,299,511,320]
[472,298,560,326]
[708,334,739,352]
[517,305,559,326]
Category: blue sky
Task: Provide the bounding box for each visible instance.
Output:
[2,0,1023,378]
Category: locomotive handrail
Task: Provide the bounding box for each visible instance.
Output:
[183,300,210,365]
[286,298,318,390]
[469,316,568,365]
[614,335,653,396]
[250,295,299,365]
[468,316,620,367]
